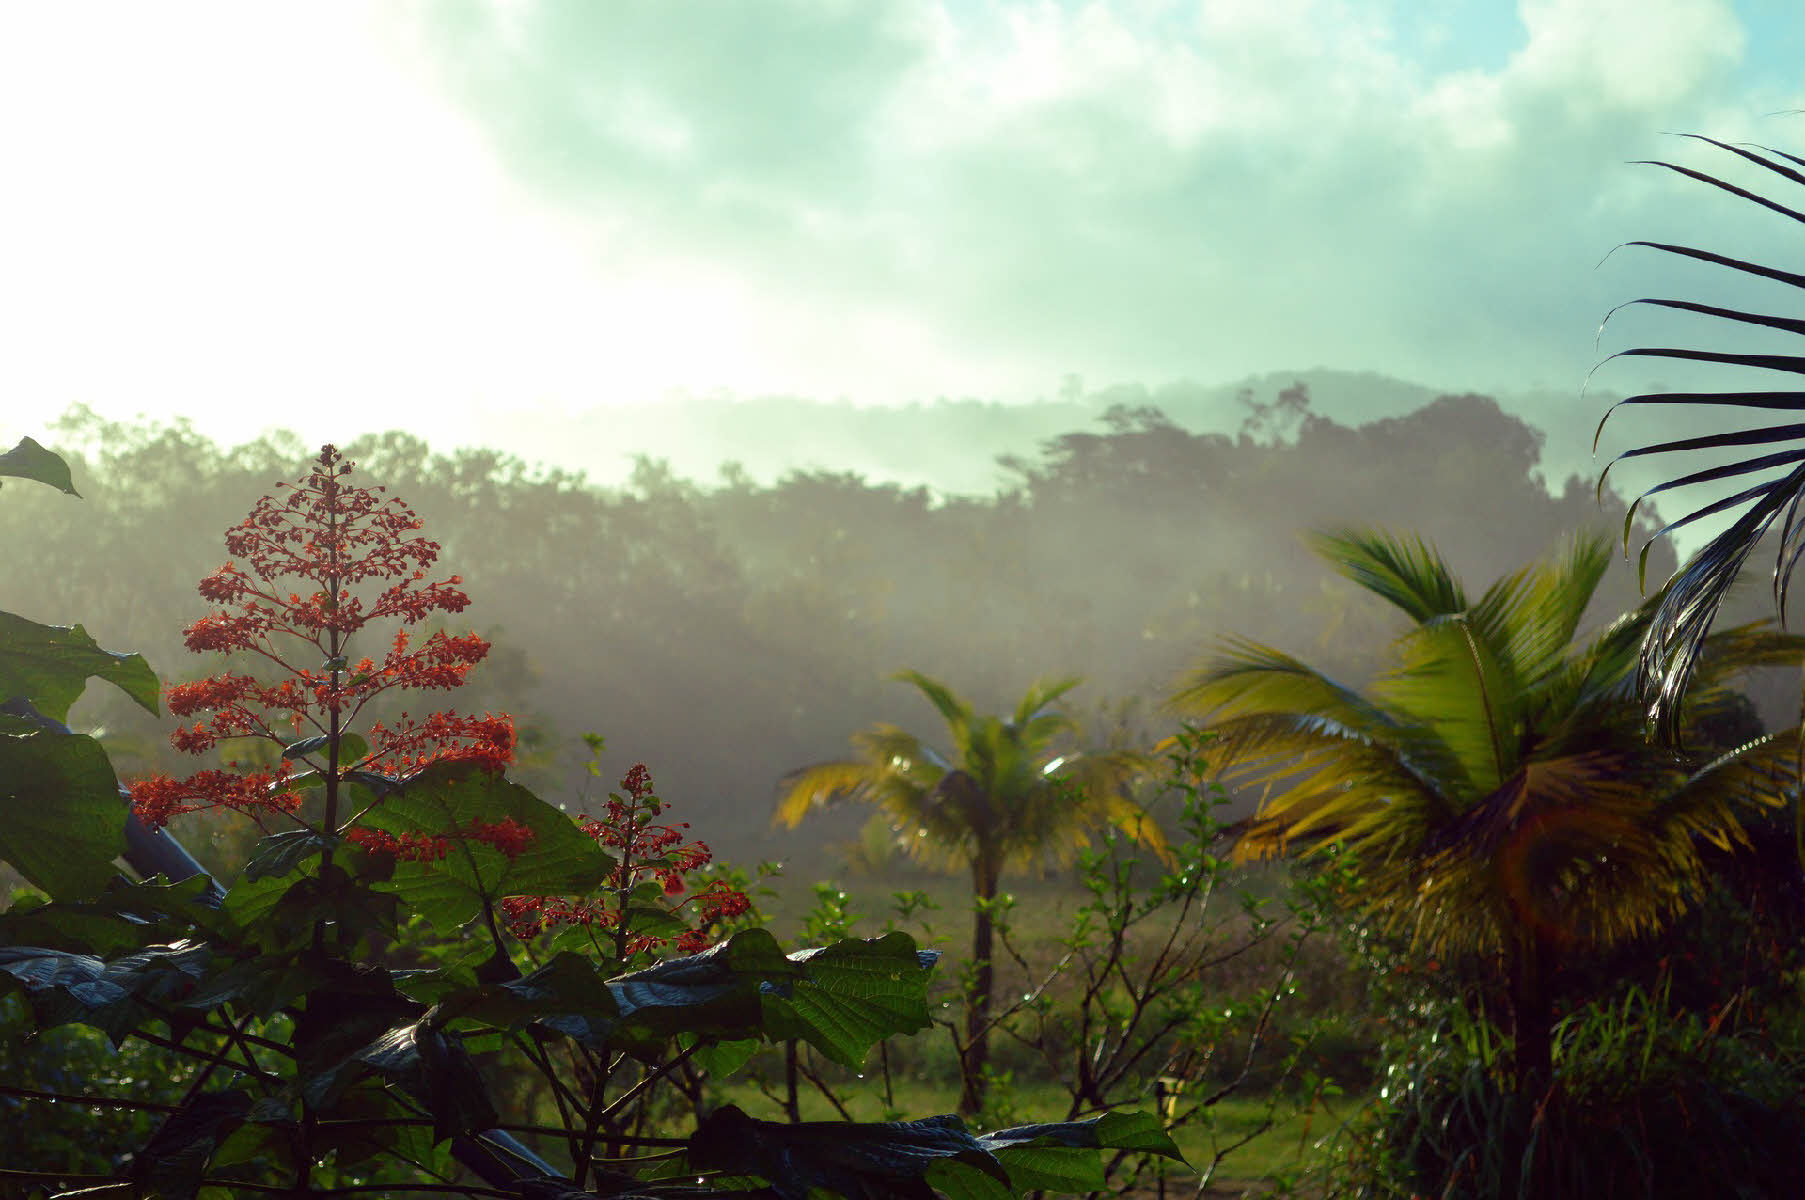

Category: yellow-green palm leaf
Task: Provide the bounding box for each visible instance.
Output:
[1170,528,1805,962]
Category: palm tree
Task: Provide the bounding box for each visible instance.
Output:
[774,670,1163,1115]
[1169,529,1804,1088]
[1593,133,1805,734]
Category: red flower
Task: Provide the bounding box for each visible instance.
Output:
[129,444,514,834]
[501,763,751,959]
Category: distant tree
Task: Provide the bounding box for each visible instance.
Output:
[1170,528,1805,1089]
[773,670,1163,1114]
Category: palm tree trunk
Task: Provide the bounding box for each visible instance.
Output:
[1509,932,1554,1092]
[1505,932,1555,1198]
[958,854,1001,1116]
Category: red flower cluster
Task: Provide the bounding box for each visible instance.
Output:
[129,444,514,831]
[500,764,752,956]
[128,765,305,830]
[346,816,535,863]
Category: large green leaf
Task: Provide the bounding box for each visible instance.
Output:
[242,830,338,882]
[362,761,612,930]
[355,1017,498,1143]
[0,611,159,720]
[689,1104,1006,1200]
[0,727,127,899]
[0,874,226,955]
[127,1089,252,1200]
[0,435,79,496]
[973,1113,1184,1192]
[603,930,937,1066]
[760,932,938,1067]
[442,949,618,1029]
[0,939,211,1039]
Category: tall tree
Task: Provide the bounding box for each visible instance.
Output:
[774,670,1162,1114]
[1170,529,1805,1088]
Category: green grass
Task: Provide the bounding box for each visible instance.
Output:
[709,1069,1358,1191]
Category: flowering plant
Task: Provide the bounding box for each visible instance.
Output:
[128,445,514,844]
[503,758,752,959]
[0,437,1175,1199]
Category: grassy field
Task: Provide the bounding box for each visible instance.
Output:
[712,1072,1360,1194]
[710,863,1370,1193]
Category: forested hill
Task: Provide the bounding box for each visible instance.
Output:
[6,385,1672,867]
[447,369,1606,501]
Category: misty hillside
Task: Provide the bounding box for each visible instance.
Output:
[8,384,1678,872]
[459,369,1616,503]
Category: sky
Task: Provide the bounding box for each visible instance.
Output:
[3,0,1804,503]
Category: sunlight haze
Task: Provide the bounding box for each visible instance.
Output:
[3,0,1801,516]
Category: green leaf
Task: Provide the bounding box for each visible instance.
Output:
[0,874,226,955]
[355,1018,498,1143]
[0,611,160,720]
[282,732,368,765]
[691,1035,760,1080]
[606,930,937,1067]
[242,830,337,882]
[606,927,802,1047]
[435,950,619,1036]
[760,932,938,1067]
[0,939,212,1039]
[363,761,611,930]
[128,1089,252,1200]
[690,1104,1007,1200]
[0,436,79,496]
[0,728,127,900]
[972,1113,1185,1192]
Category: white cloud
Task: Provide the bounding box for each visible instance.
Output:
[0,0,1791,483]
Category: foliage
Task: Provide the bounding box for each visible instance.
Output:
[1170,527,1805,1087]
[745,727,1350,1192]
[774,670,1162,1114]
[4,391,1668,859]
[1594,133,1805,735]
[1333,982,1805,1199]
[0,436,1179,1198]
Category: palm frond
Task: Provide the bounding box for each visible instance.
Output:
[1595,135,1805,737]
[1375,616,1512,792]
[773,761,885,828]
[1013,674,1083,725]
[892,669,972,746]
[1170,637,1400,735]
[1307,528,1466,622]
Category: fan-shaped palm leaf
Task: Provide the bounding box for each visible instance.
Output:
[1594,133,1805,737]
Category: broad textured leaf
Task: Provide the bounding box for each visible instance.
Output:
[363,760,612,929]
[0,939,210,1037]
[692,1035,760,1079]
[974,1112,1184,1192]
[0,728,127,899]
[605,927,800,1045]
[291,959,425,1107]
[606,930,936,1066]
[0,610,159,719]
[436,949,619,1035]
[128,1090,252,1200]
[689,1104,1006,1200]
[0,435,79,495]
[759,932,938,1067]
[355,1017,498,1142]
[242,830,337,882]
[0,874,226,955]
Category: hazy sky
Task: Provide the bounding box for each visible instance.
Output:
[3,0,1802,475]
